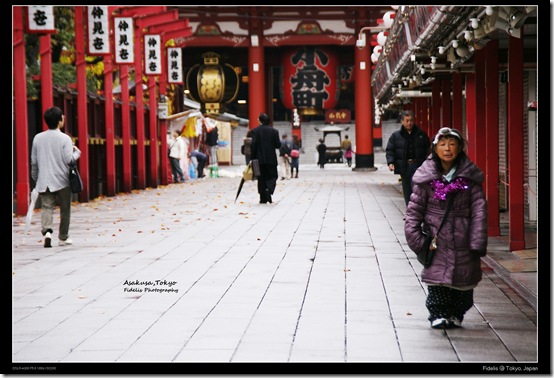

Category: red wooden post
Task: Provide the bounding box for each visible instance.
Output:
[104,54,116,196]
[465,73,477,162]
[13,7,30,216]
[353,37,374,169]
[120,64,132,192]
[148,76,158,187]
[441,78,451,127]
[474,49,487,176]
[75,7,89,201]
[40,34,53,130]
[431,80,441,136]
[248,41,265,128]
[508,34,525,251]
[451,73,463,132]
[485,40,500,236]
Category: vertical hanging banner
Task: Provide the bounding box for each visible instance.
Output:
[167,47,183,84]
[114,17,134,64]
[87,6,110,54]
[144,34,162,75]
[26,6,56,33]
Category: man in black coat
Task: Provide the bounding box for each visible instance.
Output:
[385,110,431,206]
[250,113,282,204]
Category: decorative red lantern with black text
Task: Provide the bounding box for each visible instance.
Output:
[280,47,339,116]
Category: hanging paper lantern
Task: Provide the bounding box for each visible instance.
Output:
[280,46,339,116]
[377,31,389,46]
[186,52,239,115]
[383,11,396,28]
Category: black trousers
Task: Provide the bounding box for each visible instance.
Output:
[426,285,474,322]
[257,163,278,202]
[401,161,419,206]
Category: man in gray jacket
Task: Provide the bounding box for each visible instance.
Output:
[31,106,81,247]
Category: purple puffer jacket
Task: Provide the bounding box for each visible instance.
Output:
[404,154,488,287]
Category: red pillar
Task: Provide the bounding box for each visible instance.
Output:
[507,35,525,251]
[451,73,463,132]
[474,49,487,174]
[104,54,116,196]
[134,24,146,189]
[120,65,133,192]
[75,7,89,202]
[248,43,265,129]
[465,74,477,162]
[40,34,53,130]
[353,41,374,169]
[485,40,500,236]
[431,80,441,136]
[148,76,158,188]
[158,58,169,186]
[13,7,29,216]
[441,78,451,127]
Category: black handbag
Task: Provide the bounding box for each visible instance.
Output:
[250,159,261,177]
[417,195,455,268]
[69,160,83,193]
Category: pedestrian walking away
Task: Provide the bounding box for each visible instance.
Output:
[250,112,281,204]
[385,110,431,206]
[279,133,292,180]
[340,134,352,166]
[316,138,327,169]
[290,134,301,178]
[241,129,253,165]
[168,129,186,183]
[404,127,488,330]
[31,106,81,248]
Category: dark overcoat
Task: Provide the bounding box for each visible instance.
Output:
[385,125,430,174]
[250,125,281,165]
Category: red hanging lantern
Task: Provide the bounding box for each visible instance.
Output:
[280,47,339,116]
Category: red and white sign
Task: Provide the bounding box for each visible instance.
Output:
[144,34,162,75]
[114,17,134,64]
[26,6,56,33]
[87,6,110,55]
[167,47,183,84]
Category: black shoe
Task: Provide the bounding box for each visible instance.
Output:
[431,318,449,329]
[268,194,272,204]
[44,232,52,248]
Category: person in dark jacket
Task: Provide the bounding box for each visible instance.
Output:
[316,138,327,169]
[241,129,253,165]
[404,127,487,329]
[386,110,431,206]
[250,113,281,204]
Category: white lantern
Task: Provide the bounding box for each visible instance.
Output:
[371,52,379,64]
[383,11,396,28]
[373,45,382,55]
[377,31,389,46]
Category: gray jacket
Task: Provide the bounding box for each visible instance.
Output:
[404,155,488,287]
[31,129,81,193]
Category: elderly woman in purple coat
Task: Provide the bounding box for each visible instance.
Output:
[404,127,488,329]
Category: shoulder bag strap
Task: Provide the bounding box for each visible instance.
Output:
[436,193,456,235]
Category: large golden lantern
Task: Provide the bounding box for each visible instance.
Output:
[186,52,239,115]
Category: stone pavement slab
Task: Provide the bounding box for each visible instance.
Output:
[10,153,544,375]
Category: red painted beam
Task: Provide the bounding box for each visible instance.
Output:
[147,18,189,35]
